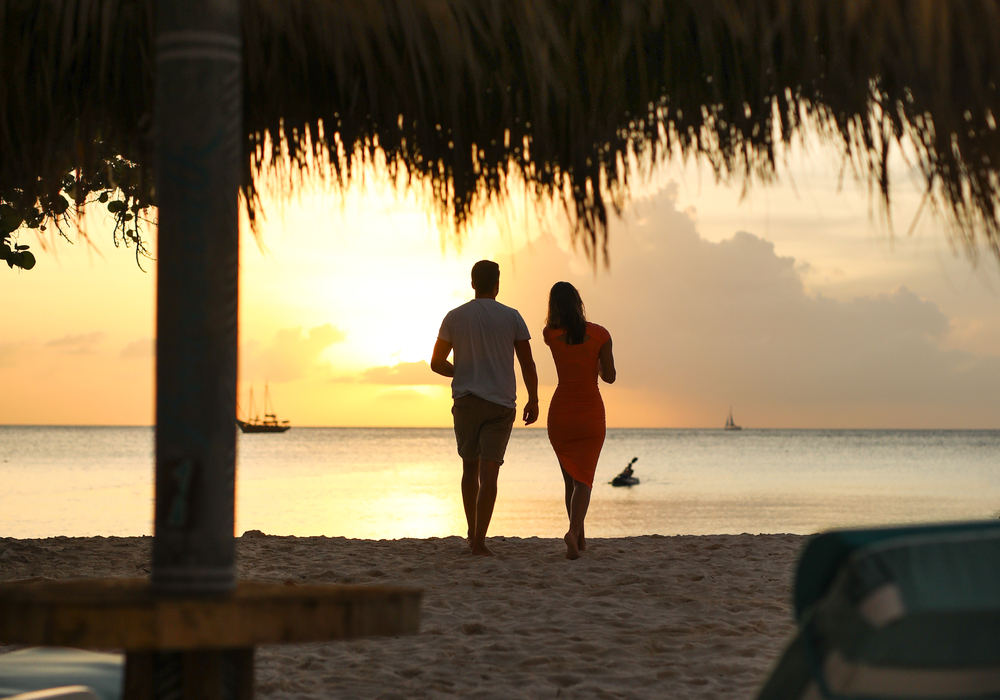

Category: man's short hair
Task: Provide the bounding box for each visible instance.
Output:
[471,260,500,293]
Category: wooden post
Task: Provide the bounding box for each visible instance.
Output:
[123,650,253,700]
[152,0,242,593]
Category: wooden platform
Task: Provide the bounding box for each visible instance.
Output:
[0,578,422,700]
[0,578,421,649]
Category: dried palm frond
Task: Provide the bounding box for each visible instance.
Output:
[2,0,1000,268]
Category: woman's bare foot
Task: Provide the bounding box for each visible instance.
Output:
[578,534,587,551]
[564,532,580,560]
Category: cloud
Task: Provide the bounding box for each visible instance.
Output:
[120,338,155,359]
[492,183,1000,427]
[45,332,105,355]
[338,360,449,386]
[244,324,346,383]
[378,388,435,401]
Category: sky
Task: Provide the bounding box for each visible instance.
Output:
[2,137,1000,428]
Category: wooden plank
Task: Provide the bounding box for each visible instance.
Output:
[0,579,421,650]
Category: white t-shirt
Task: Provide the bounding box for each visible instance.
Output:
[438,298,531,408]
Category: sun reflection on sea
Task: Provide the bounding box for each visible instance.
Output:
[235,460,465,539]
[2,426,999,539]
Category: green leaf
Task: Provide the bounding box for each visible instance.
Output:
[51,196,70,215]
[107,200,125,214]
[17,250,35,270]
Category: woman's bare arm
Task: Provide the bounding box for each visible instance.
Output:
[598,337,616,383]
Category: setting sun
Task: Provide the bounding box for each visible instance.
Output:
[229,171,564,428]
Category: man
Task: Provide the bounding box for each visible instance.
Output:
[431,260,539,556]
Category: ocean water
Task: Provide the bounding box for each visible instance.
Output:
[0,426,998,539]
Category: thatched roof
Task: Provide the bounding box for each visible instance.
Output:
[3,0,1000,269]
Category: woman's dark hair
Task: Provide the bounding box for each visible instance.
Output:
[546,281,587,344]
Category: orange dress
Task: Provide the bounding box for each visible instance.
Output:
[544,322,611,489]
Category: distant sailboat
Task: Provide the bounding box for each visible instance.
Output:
[724,407,742,431]
[237,384,291,433]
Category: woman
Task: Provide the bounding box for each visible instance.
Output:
[543,282,616,559]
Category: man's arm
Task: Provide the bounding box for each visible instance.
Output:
[514,339,539,425]
[431,338,454,377]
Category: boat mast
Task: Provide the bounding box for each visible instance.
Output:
[264,383,275,418]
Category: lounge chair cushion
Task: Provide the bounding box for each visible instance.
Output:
[0,649,122,700]
[4,687,100,700]
[757,520,1000,700]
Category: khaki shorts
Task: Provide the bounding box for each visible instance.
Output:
[452,394,516,464]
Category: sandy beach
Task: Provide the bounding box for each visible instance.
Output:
[0,533,804,699]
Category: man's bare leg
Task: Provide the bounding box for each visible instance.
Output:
[471,459,501,556]
[461,457,480,548]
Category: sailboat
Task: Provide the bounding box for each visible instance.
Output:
[237,384,291,433]
[724,407,742,431]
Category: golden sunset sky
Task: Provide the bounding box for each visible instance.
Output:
[3,138,1000,428]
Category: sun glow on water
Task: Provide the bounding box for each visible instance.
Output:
[3,427,999,539]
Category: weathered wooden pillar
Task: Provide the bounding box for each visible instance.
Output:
[152,0,242,594]
[124,649,254,700]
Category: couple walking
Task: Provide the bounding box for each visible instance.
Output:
[431,260,616,559]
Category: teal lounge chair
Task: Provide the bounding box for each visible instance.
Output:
[0,649,122,700]
[6,688,100,700]
[756,520,1000,700]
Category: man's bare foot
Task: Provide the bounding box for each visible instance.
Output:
[564,532,580,560]
[470,542,495,557]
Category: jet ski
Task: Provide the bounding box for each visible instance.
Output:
[611,457,639,487]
